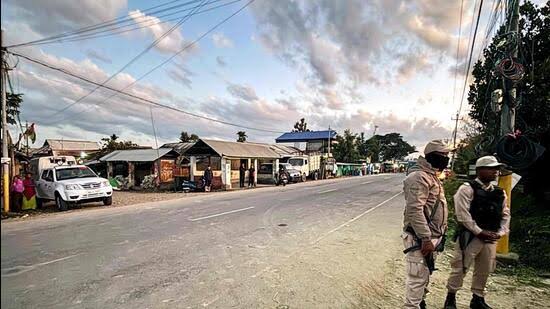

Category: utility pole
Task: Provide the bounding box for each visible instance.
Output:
[496,0,520,255]
[450,112,463,170]
[1,29,10,212]
[372,125,378,137]
[328,126,331,157]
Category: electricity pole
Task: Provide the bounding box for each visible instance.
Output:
[450,112,463,170]
[496,0,520,255]
[1,29,10,212]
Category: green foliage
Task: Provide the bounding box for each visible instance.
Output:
[333,130,415,163]
[508,191,550,271]
[292,118,310,132]
[332,129,359,162]
[443,176,465,238]
[467,1,550,142]
[179,131,199,143]
[236,131,247,142]
[6,92,23,125]
[98,134,140,157]
[377,133,416,161]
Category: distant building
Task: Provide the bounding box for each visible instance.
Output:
[32,139,101,159]
[275,130,337,154]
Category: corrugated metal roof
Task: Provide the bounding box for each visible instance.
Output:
[199,139,280,158]
[269,144,303,157]
[275,130,337,143]
[160,142,195,154]
[99,148,175,162]
[45,139,101,151]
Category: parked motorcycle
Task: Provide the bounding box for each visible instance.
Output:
[277,172,289,186]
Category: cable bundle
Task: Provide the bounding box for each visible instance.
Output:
[496,133,544,170]
[496,57,525,82]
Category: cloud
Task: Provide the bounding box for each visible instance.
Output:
[396,52,433,82]
[167,69,193,89]
[5,0,127,36]
[128,9,195,55]
[216,56,227,67]
[226,83,259,102]
[212,33,234,48]
[85,49,112,64]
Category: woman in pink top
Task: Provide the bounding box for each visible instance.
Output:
[22,173,37,210]
[10,175,24,212]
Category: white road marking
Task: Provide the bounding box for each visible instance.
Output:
[313,191,402,244]
[318,189,337,194]
[361,181,373,184]
[1,254,81,277]
[189,206,255,222]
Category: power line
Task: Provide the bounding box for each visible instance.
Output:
[35,0,241,46]
[451,0,466,151]
[7,49,283,134]
[457,0,485,121]
[46,0,210,119]
[54,0,255,124]
[19,0,240,47]
[6,0,205,48]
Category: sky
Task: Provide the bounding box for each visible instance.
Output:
[2,0,546,151]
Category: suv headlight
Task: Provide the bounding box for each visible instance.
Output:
[65,184,81,190]
[101,180,110,187]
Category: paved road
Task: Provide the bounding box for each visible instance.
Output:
[1,174,406,308]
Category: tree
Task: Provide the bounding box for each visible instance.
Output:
[236,131,247,142]
[179,131,199,143]
[292,118,310,132]
[98,134,140,157]
[6,93,23,125]
[468,2,550,144]
[377,133,416,161]
[356,132,369,159]
[464,1,549,204]
[332,129,359,162]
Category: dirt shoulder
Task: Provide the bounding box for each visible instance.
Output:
[1,191,193,222]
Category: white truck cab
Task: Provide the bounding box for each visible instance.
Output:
[32,157,113,211]
[287,155,321,181]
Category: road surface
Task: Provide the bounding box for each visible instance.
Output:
[2,174,406,308]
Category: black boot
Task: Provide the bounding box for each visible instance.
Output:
[420,299,426,309]
[444,292,457,309]
[470,294,492,309]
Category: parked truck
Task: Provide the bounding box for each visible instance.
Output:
[286,154,321,181]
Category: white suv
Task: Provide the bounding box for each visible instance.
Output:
[36,165,113,211]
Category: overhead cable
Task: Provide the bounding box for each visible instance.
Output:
[8,50,283,134]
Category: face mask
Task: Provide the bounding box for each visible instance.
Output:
[425,153,450,171]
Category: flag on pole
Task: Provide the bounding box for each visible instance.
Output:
[24,123,36,144]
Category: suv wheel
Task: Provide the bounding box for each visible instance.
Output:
[103,196,113,206]
[56,195,69,211]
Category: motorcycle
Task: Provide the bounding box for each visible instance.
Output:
[277,172,289,186]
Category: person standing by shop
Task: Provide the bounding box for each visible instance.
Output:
[10,175,24,212]
[239,163,246,188]
[22,173,37,210]
[248,165,256,187]
[203,166,213,192]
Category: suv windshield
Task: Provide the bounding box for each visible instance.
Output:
[56,167,97,180]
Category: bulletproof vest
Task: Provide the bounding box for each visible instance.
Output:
[469,181,505,232]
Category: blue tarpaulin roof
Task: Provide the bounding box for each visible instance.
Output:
[275,130,337,143]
